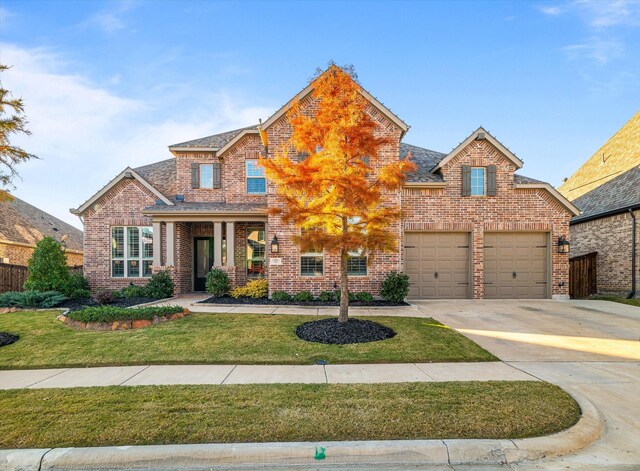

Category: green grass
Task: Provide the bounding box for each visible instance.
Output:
[0,311,496,369]
[591,296,640,308]
[0,382,580,448]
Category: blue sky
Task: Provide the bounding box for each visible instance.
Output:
[1,0,639,229]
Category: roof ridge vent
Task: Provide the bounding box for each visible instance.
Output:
[476,132,486,140]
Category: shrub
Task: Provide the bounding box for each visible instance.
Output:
[94,290,115,305]
[333,290,356,302]
[206,269,230,297]
[271,291,292,302]
[230,278,268,299]
[144,270,174,299]
[24,237,70,292]
[0,290,66,308]
[292,291,314,302]
[67,305,184,323]
[60,273,91,299]
[318,291,335,302]
[355,291,374,302]
[380,271,410,303]
[121,284,147,299]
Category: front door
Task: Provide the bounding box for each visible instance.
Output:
[194,237,214,291]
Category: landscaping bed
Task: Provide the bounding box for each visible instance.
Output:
[0,312,496,369]
[296,318,396,344]
[0,332,19,348]
[0,382,580,448]
[60,305,188,331]
[199,295,408,306]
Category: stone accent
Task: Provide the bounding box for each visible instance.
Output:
[60,309,190,330]
[570,210,639,294]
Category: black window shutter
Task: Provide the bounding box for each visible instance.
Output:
[487,165,497,196]
[462,165,471,196]
[212,162,221,189]
[191,163,200,189]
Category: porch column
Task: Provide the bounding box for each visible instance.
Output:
[152,222,162,267]
[214,222,223,266]
[226,222,235,266]
[166,222,175,266]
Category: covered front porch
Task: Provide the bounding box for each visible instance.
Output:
[143,203,268,294]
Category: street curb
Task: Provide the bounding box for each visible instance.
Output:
[0,389,603,470]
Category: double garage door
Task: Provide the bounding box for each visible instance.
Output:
[405,232,549,299]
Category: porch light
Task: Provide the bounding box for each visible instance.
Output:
[557,235,570,254]
[270,235,279,254]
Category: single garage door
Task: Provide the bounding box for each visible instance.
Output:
[484,232,549,299]
[404,232,470,298]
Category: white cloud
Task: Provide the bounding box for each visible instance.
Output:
[574,0,640,28]
[563,37,624,64]
[1,43,273,229]
[539,6,563,15]
[77,0,136,34]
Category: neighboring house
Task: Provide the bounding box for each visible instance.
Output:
[558,112,640,296]
[72,69,578,299]
[0,195,84,266]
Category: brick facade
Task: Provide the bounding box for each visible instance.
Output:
[570,210,639,294]
[0,242,83,267]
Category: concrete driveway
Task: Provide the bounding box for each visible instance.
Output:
[412,298,640,470]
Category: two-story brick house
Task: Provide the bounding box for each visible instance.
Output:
[72,69,579,299]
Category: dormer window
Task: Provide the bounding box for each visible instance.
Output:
[471,167,486,196]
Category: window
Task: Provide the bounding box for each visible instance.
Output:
[347,252,368,276]
[200,164,214,188]
[246,226,266,277]
[111,226,153,278]
[246,160,266,194]
[301,252,323,276]
[470,167,486,196]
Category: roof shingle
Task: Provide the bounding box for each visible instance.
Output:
[169,125,258,149]
[133,158,176,200]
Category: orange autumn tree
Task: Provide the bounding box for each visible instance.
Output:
[259,66,416,323]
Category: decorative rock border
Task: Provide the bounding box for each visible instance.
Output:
[56,309,190,331]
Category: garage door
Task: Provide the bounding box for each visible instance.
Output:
[404,232,470,298]
[484,232,549,299]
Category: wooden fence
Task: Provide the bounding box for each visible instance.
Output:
[0,264,83,293]
[569,252,598,299]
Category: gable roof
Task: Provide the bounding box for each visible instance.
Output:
[168,125,258,151]
[558,111,640,201]
[401,143,447,183]
[571,165,640,222]
[260,66,409,137]
[432,127,524,172]
[133,158,176,200]
[71,167,173,216]
[0,196,83,252]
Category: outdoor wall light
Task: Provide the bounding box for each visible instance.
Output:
[270,235,279,254]
[557,235,570,254]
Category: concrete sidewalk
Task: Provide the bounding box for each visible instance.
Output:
[0,361,536,390]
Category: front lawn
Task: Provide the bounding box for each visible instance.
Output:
[0,311,496,369]
[591,296,640,308]
[0,382,580,448]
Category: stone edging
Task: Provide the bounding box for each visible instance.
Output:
[56,309,190,331]
[0,389,604,470]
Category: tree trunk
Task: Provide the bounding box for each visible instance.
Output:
[339,247,349,323]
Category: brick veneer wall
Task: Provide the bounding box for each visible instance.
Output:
[83,179,156,291]
[570,210,639,294]
[265,95,403,297]
[402,140,572,299]
[0,243,83,267]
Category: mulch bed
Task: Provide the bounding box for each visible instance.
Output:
[198,296,408,307]
[0,332,19,348]
[57,297,162,311]
[296,318,396,345]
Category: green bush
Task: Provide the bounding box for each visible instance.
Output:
[24,237,70,292]
[144,270,174,299]
[231,278,268,299]
[380,271,410,303]
[206,269,230,297]
[0,290,66,308]
[318,291,335,302]
[333,290,356,302]
[67,305,184,323]
[292,291,314,302]
[60,273,91,299]
[121,284,148,299]
[271,291,292,302]
[94,290,115,304]
[355,291,374,302]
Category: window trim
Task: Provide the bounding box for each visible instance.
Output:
[300,251,324,277]
[199,163,214,189]
[347,252,368,276]
[246,160,266,194]
[470,167,486,197]
[111,226,153,278]
[246,225,266,278]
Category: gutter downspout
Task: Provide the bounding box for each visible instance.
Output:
[628,209,637,299]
